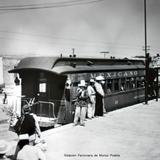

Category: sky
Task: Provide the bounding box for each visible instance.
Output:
[0,0,160,59]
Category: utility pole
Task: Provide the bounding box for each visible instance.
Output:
[100,51,109,58]
[72,48,76,57]
[72,48,75,56]
[144,0,149,104]
[155,67,159,101]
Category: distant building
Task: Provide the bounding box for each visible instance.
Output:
[0,56,21,114]
[0,57,21,89]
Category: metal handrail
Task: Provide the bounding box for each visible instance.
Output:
[22,97,56,120]
[38,101,56,119]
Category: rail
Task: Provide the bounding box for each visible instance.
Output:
[21,97,56,119]
[38,101,56,119]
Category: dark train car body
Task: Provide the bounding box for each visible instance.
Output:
[9,57,147,127]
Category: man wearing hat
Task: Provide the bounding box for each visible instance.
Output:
[73,80,89,126]
[94,76,105,116]
[87,79,96,119]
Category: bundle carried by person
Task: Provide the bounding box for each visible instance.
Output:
[8,108,21,134]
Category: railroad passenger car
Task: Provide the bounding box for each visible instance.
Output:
[9,56,153,127]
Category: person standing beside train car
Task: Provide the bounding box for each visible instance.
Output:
[73,80,89,126]
[94,76,105,117]
[87,79,96,119]
[64,78,73,123]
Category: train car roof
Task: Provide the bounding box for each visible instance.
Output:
[9,56,145,74]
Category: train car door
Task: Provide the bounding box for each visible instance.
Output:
[34,72,51,118]
[37,72,48,101]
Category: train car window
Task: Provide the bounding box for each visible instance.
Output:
[39,82,46,93]
[106,79,113,94]
[136,77,144,88]
[39,72,47,93]
[101,80,105,92]
[136,77,140,88]
[131,78,136,89]
[120,78,126,91]
[140,77,145,87]
[126,78,131,90]
[114,79,119,92]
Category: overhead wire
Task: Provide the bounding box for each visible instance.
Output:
[0,36,144,53]
[0,30,143,50]
[0,0,104,11]
[0,0,103,8]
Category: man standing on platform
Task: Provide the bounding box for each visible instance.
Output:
[94,76,105,117]
[73,80,89,126]
[87,79,96,119]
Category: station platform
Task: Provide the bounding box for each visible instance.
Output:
[42,100,160,160]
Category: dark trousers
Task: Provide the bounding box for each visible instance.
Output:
[95,93,103,116]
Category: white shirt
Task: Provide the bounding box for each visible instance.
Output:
[94,82,104,97]
[87,85,96,103]
[17,145,46,160]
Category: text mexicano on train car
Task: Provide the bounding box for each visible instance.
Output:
[90,70,144,79]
